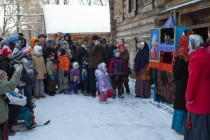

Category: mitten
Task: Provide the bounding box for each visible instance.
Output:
[50,74,55,80]
[64,71,68,77]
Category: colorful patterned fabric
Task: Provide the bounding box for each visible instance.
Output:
[175,35,189,62]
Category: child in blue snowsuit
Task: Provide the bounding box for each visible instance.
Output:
[80,56,90,96]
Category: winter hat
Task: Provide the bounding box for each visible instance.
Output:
[64,33,71,38]
[189,35,204,54]
[12,49,23,61]
[21,46,30,55]
[59,40,68,46]
[38,34,47,39]
[7,35,18,43]
[113,49,119,57]
[73,62,79,69]
[98,62,107,72]
[0,70,7,80]
[2,48,12,56]
[92,35,99,41]
[60,48,66,56]
[117,44,124,49]
[34,45,43,55]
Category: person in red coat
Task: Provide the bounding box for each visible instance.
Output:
[184,35,210,140]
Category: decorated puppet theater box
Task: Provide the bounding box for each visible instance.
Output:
[149,16,190,103]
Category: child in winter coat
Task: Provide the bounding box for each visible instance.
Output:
[68,62,80,94]
[46,52,57,96]
[21,46,34,100]
[109,49,127,99]
[95,62,113,103]
[58,48,70,94]
[32,45,47,99]
[5,88,36,130]
[80,56,90,96]
[0,66,22,140]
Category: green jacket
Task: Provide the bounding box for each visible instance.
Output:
[0,71,21,124]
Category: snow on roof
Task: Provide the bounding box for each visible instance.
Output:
[43,5,110,34]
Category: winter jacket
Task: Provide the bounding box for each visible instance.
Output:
[70,68,80,83]
[95,69,112,93]
[58,54,70,73]
[46,58,57,75]
[22,56,34,82]
[173,56,188,110]
[186,48,210,114]
[0,55,11,72]
[109,57,127,75]
[0,71,21,124]
[76,45,88,66]
[87,43,106,68]
[5,89,27,106]
[80,64,90,81]
[32,55,46,79]
[105,45,116,68]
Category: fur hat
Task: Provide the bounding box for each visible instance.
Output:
[0,70,6,80]
[2,48,12,56]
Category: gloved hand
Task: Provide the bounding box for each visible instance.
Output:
[64,71,68,77]
[50,74,55,80]
[44,73,47,79]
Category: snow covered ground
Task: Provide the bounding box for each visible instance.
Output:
[10,82,183,140]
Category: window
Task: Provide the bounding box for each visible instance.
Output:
[128,0,136,13]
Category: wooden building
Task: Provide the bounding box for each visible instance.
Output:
[109,0,210,69]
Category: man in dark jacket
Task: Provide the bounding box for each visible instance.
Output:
[105,38,117,68]
[87,35,106,98]
[64,33,76,62]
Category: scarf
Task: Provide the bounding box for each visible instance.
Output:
[174,35,189,62]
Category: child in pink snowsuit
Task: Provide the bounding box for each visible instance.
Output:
[95,62,112,103]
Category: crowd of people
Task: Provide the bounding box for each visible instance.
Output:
[0,29,209,140]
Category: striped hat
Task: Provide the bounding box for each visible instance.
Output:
[12,49,23,61]
[0,70,7,80]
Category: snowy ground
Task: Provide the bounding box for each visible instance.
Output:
[10,82,183,140]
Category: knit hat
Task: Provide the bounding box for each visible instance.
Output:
[0,70,7,80]
[34,45,43,55]
[92,35,99,41]
[12,49,24,61]
[60,48,66,56]
[2,48,12,56]
[113,49,119,57]
[189,35,204,54]
[73,62,79,69]
[21,46,30,55]
[81,56,88,64]
[7,35,18,43]
[38,34,47,39]
[59,40,68,46]
[117,44,124,49]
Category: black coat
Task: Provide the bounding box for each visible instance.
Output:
[0,55,11,72]
[76,46,88,66]
[173,56,189,110]
[105,45,116,68]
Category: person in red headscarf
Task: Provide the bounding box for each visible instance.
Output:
[172,30,190,135]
